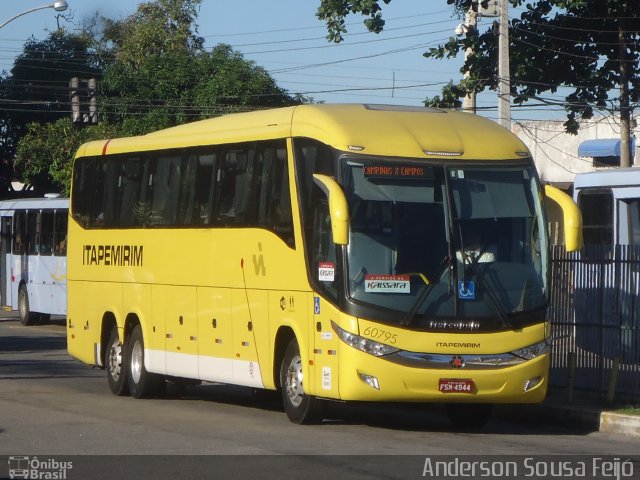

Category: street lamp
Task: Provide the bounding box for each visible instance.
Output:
[0,1,68,30]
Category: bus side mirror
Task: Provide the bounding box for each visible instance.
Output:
[544,184,583,252]
[312,174,349,245]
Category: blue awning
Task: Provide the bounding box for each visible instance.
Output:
[578,138,636,158]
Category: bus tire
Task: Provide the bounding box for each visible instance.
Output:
[106,327,129,396]
[126,325,165,398]
[445,403,493,430]
[18,284,38,326]
[280,338,324,424]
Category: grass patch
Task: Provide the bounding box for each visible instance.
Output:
[611,405,640,416]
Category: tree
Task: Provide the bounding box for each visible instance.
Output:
[13,0,301,193]
[317,0,640,136]
[99,0,299,133]
[14,119,120,195]
[0,29,100,192]
[317,0,391,43]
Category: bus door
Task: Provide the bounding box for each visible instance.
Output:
[0,216,11,306]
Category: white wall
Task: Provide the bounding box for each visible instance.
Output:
[512,117,639,184]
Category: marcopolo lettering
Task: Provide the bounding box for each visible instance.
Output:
[83,245,144,266]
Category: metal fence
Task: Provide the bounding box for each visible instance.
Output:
[549,245,640,401]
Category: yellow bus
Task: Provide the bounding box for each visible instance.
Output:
[67,104,581,425]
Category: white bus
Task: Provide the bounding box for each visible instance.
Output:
[574,167,640,246]
[573,167,640,363]
[0,197,68,325]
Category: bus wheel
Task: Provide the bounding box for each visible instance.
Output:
[280,338,324,424]
[18,285,38,326]
[445,403,493,430]
[106,327,129,396]
[126,325,165,398]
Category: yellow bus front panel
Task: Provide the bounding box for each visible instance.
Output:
[335,344,549,404]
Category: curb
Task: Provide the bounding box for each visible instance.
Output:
[599,411,640,438]
[495,402,640,438]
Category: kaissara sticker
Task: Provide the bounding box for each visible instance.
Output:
[318,262,335,282]
[364,274,410,294]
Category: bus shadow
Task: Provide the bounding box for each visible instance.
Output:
[0,335,66,352]
[0,334,99,380]
[169,383,596,436]
[0,315,66,327]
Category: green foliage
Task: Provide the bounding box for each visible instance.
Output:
[441,0,640,132]
[424,82,464,109]
[14,119,121,195]
[317,0,391,43]
[8,0,300,194]
[318,0,640,134]
[0,29,100,173]
[101,0,204,65]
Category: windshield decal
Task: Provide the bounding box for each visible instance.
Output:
[318,262,335,282]
[365,274,410,294]
[458,281,476,300]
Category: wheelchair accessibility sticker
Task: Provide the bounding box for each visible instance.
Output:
[458,281,476,300]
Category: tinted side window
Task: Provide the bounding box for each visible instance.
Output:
[625,198,640,246]
[294,138,338,299]
[12,210,26,255]
[54,210,67,256]
[217,144,257,225]
[71,139,292,242]
[40,210,54,256]
[72,157,98,228]
[578,191,614,245]
[26,210,38,255]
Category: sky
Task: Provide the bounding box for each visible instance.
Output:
[0,0,569,123]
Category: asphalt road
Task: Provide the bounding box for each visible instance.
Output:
[1,313,638,479]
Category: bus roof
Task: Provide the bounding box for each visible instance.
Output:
[574,167,640,190]
[0,197,69,212]
[78,104,530,161]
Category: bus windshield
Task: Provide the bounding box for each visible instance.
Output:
[341,158,548,328]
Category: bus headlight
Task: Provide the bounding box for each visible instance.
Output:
[511,338,551,360]
[331,321,399,357]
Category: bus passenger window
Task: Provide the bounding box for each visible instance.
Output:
[216,145,257,226]
[217,152,239,223]
[54,211,68,256]
[578,191,613,245]
[256,143,293,246]
[625,199,640,246]
[40,210,54,256]
[119,157,145,227]
[27,210,38,255]
[191,152,217,225]
[12,211,25,255]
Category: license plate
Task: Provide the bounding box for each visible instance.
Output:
[438,378,475,393]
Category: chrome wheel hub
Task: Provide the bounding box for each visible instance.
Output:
[285,354,304,407]
[130,340,143,384]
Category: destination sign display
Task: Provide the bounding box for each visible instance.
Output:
[363,164,429,179]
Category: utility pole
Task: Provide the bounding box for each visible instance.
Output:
[461,3,478,113]
[619,12,632,167]
[498,0,511,130]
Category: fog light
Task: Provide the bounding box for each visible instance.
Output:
[524,376,542,392]
[358,372,380,390]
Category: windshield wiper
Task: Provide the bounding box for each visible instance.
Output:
[400,256,452,327]
[463,256,511,329]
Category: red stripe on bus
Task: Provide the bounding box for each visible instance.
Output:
[102,139,112,155]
